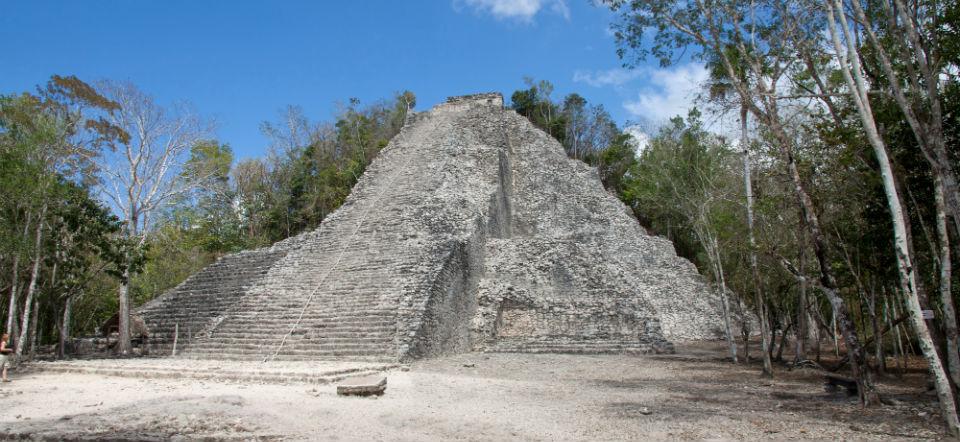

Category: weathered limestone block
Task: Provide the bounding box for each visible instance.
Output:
[336,375,387,397]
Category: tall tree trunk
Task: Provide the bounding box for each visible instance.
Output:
[117,207,137,356]
[766,311,777,361]
[849,0,960,250]
[831,308,839,358]
[776,321,791,362]
[710,235,738,363]
[811,301,824,363]
[28,298,38,356]
[6,212,31,342]
[6,256,20,340]
[796,224,808,362]
[59,295,73,359]
[741,106,772,376]
[16,204,46,358]
[828,2,957,429]
[773,113,874,402]
[736,293,750,363]
[887,293,905,377]
[117,265,132,355]
[934,176,960,385]
[870,289,885,375]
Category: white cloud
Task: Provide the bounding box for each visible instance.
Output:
[623,125,650,154]
[549,0,571,20]
[456,0,570,22]
[623,63,708,124]
[573,68,642,87]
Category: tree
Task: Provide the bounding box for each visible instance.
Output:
[1,76,121,355]
[1,76,124,358]
[624,110,744,362]
[605,0,879,402]
[510,79,566,144]
[48,181,123,357]
[95,81,214,355]
[842,0,960,249]
[255,92,416,239]
[823,1,959,432]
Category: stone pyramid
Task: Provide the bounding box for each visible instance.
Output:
[138,93,724,362]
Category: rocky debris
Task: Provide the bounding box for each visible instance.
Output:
[336,375,387,397]
[129,93,724,363]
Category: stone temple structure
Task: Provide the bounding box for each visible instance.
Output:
[137,93,724,362]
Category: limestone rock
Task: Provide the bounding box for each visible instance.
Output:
[336,376,387,397]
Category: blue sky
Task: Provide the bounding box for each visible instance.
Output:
[1,0,706,159]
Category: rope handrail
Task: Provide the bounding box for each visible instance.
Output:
[263,120,427,363]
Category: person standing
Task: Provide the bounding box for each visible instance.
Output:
[0,333,12,382]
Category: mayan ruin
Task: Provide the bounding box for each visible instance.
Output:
[6,1,957,439]
[137,93,723,362]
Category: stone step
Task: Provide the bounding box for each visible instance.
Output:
[184,346,396,357]
[209,322,396,332]
[35,362,400,384]
[181,346,397,359]
[210,317,397,327]
[179,352,395,362]
[205,332,394,342]
[224,310,396,318]
[188,336,393,348]
[487,337,673,354]
[153,309,396,319]
[202,331,395,342]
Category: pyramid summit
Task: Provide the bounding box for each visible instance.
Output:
[137,93,724,362]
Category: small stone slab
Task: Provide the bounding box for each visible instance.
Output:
[336,375,387,397]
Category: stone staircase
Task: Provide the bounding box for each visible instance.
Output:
[137,248,288,353]
[163,99,503,362]
[177,217,413,362]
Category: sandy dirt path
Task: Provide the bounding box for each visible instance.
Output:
[0,343,947,440]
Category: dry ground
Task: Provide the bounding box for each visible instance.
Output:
[0,342,948,441]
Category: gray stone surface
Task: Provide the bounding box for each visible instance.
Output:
[136,93,725,362]
[32,359,400,385]
[336,375,388,396]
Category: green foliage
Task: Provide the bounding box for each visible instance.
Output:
[129,224,215,308]
[246,91,415,242]
[0,78,127,348]
[621,110,741,265]
[125,91,417,313]
[511,78,567,144]
[595,133,637,195]
[605,0,960,379]
[509,79,630,183]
